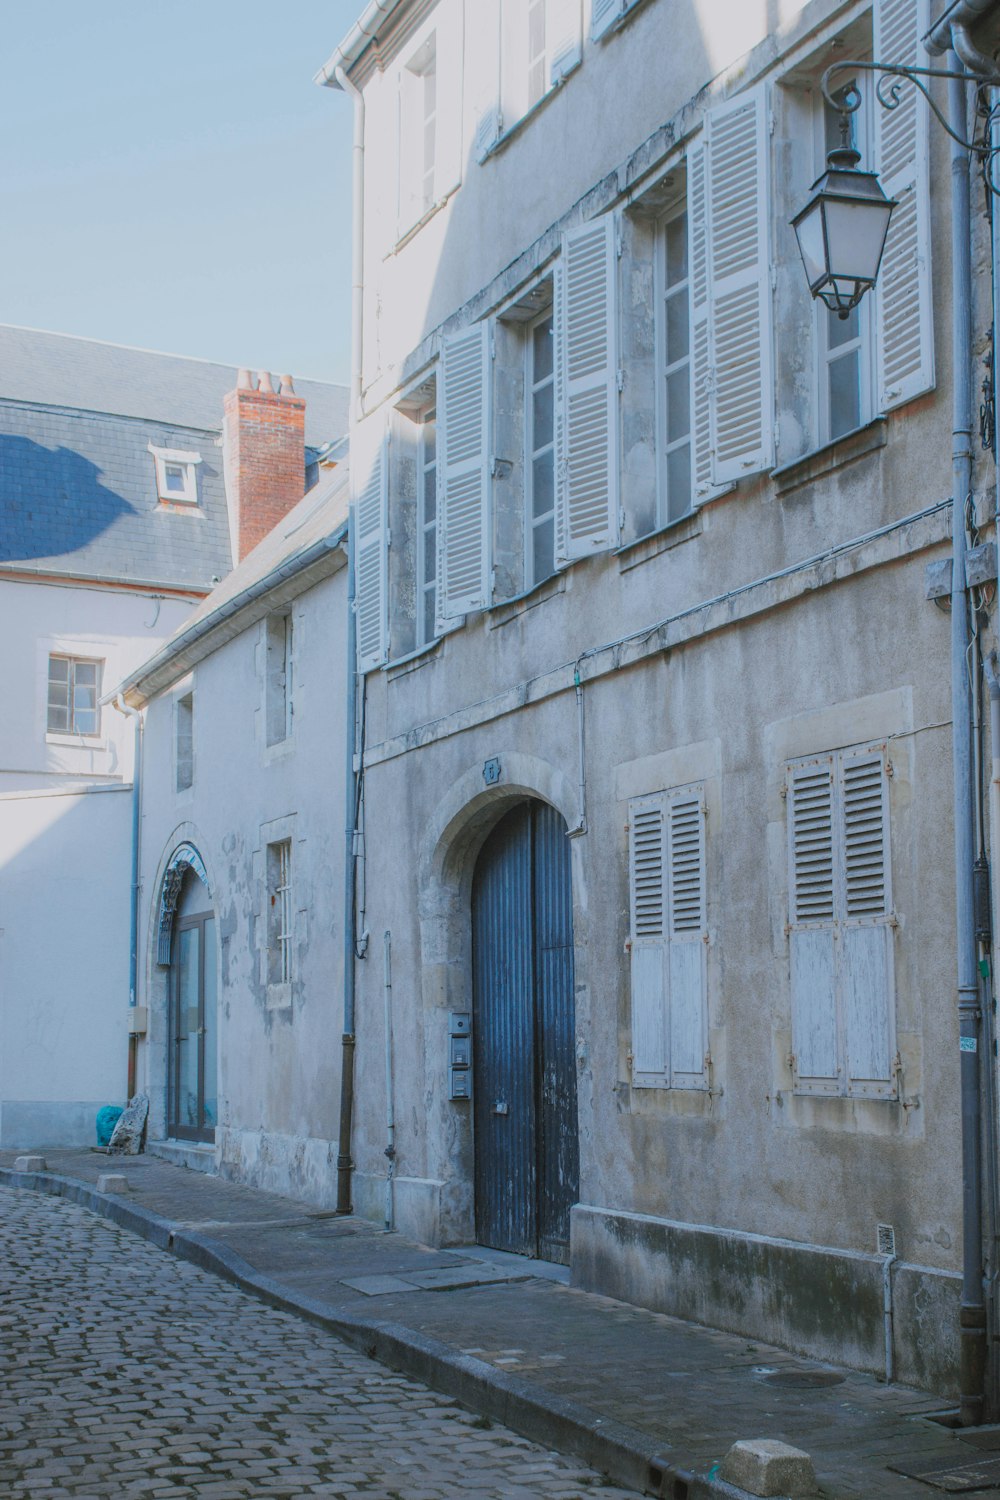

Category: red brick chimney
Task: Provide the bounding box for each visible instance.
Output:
[223,369,306,562]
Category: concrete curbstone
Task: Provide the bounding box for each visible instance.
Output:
[720,1438,818,1497]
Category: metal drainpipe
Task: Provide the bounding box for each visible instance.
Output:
[948,54,988,1425]
[114,694,143,1100]
[383,930,396,1232]
[337,520,359,1215]
[334,57,366,1217]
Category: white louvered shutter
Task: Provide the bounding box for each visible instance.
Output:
[353,422,389,673]
[549,0,582,82]
[687,138,727,506]
[475,106,503,161]
[705,86,773,484]
[839,749,894,1095]
[874,0,933,410]
[591,0,622,39]
[787,759,839,1089]
[629,796,669,1086]
[437,323,492,620]
[666,788,708,1089]
[556,216,619,562]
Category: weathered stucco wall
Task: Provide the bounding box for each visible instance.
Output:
[135,562,349,1208]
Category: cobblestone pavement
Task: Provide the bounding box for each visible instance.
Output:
[0,1187,636,1500]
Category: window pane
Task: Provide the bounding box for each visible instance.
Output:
[532,316,554,381]
[423,466,436,524]
[47,703,69,732]
[165,464,186,493]
[664,213,688,288]
[532,452,555,520]
[665,288,689,366]
[423,588,437,645]
[75,707,98,735]
[532,516,555,584]
[828,305,859,350]
[666,443,692,523]
[423,522,437,584]
[48,657,69,684]
[829,350,861,439]
[48,680,69,709]
[74,662,97,686]
[423,414,436,464]
[532,382,554,449]
[666,368,691,443]
[528,0,545,57]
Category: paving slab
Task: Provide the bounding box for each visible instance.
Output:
[0,1147,988,1498]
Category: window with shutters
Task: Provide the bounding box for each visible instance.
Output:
[655,199,694,525]
[786,743,896,1100]
[394,6,463,241]
[487,0,581,146]
[265,611,293,747]
[627,784,708,1090]
[399,34,438,232]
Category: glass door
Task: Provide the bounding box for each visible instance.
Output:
[169,912,217,1142]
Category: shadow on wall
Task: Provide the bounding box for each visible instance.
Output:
[0,434,136,564]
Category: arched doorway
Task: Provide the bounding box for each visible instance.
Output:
[472,800,579,1264]
[166,867,217,1143]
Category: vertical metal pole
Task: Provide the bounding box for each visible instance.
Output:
[383,930,395,1232]
[337,514,358,1215]
[949,56,987,1425]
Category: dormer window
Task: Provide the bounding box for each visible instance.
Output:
[149,444,202,505]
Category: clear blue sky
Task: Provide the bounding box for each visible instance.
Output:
[1,3,364,385]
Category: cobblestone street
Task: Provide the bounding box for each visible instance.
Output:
[0,1187,635,1499]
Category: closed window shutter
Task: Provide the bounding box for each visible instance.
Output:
[590,0,622,39]
[787,759,839,1087]
[475,105,503,161]
[629,796,668,1086]
[354,423,389,673]
[705,86,773,484]
[549,0,582,82]
[666,788,707,1088]
[874,0,933,410]
[839,749,894,1093]
[437,323,492,620]
[556,215,619,562]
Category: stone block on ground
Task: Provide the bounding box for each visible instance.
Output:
[720,1438,817,1497]
[13,1155,47,1173]
[107,1093,148,1155]
[96,1173,130,1194]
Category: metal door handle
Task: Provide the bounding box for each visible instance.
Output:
[494,1101,508,1116]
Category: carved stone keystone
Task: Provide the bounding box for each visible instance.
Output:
[720,1439,817,1497]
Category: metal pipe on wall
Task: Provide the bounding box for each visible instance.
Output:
[947,55,988,1425]
[383,930,396,1232]
[337,517,359,1216]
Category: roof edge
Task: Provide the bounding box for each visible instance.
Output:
[116,523,349,707]
[314,0,407,87]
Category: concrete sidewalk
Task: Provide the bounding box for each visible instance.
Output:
[1,1149,996,1499]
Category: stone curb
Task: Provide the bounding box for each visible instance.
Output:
[0,1166,752,1500]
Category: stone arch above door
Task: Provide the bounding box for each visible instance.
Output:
[155,842,212,966]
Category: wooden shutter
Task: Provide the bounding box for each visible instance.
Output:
[705,85,773,484]
[787,759,839,1089]
[556,216,619,562]
[666,788,707,1089]
[437,323,492,620]
[353,421,389,673]
[839,749,894,1094]
[549,0,582,83]
[629,796,668,1087]
[874,0,933,411]
[687,138,721,506]
[591,0,622,39]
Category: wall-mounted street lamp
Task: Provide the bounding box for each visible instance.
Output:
[791,107,896,319]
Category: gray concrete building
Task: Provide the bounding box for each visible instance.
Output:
[314,0,1000,1403]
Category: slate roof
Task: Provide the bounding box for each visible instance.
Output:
[119,463,350,706]
[0,325,348,450]
[0,327,349,592]
[0,400,232,591]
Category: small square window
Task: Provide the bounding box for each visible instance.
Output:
[48,654,102,736]
[149,445,202,505]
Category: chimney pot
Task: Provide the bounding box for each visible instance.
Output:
[237,367,253,390]
[279,374,295,395]
[257,370,275,395]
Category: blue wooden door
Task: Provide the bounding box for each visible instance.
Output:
[471,801,579,1263]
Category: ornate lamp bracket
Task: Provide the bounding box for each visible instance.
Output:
[821,59,1000,165]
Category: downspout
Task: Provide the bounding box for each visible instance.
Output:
[337,519,359,1215]
[335,61,365,1217]
[947,54,988,1425]
[383,929,396,1232]
[114,695,143,1100]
